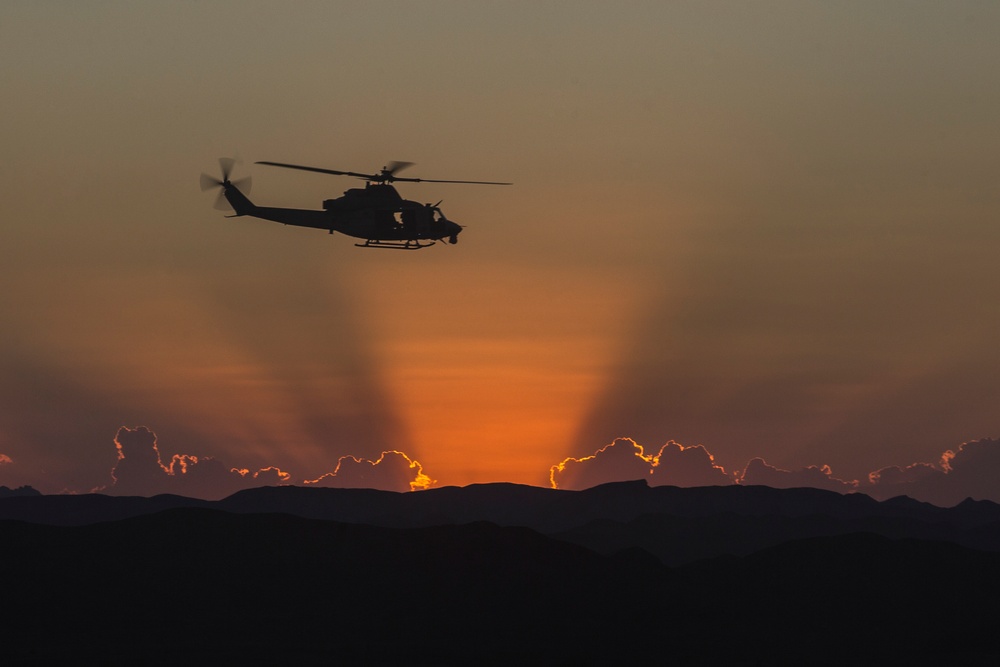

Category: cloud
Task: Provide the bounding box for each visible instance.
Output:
[866,462,942,487]
[550,438,652,490]
[738,458,858,493]
[79,427,438,498]
[238,466,293,485]
[108,426,170,495]
[0,453,22,488]
[104,426,292,500]
[305,451,434,492]
[26,421,1000,507]
[863,438,1000,506]
[551,435,1000,505]
[650,441,733,487]
[551,438,738,490]
[0,453,38,492]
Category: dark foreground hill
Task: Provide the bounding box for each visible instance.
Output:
[3,482,1000,664]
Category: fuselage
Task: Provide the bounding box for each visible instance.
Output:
[223,181,462,243]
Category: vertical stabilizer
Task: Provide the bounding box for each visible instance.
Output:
[223,183,256,216]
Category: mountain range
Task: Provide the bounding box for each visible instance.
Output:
[3,481,999,664]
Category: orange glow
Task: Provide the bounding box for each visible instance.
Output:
[380,337,608,486]
[354,261,640,487]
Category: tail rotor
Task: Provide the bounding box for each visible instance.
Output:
[200,158,251,210]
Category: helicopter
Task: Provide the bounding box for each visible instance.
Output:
[200,158,511,249]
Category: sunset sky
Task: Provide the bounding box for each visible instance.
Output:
[2,2,999,497]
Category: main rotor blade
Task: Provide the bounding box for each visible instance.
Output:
[392,177,513,185]
[384,160,414,176]
[256,161,375,180]
[257,160,511,185]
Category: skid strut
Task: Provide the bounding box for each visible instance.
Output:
[354,239,437,250]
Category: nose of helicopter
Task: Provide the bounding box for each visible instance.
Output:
[445,219,462,244]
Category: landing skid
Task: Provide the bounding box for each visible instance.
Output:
[354,239,436,250]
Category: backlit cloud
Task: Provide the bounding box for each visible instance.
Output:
[737,457,858,493]
[0,453,33,491]
[107,426,173,496]
[864,438,1000,506]
[105,426,265,499]
[649,441,733,487]
[866,462,943,490]
[0,453,14,486]
[238,466,293,486]
[550,438,652,490]
[105,427,437,497]
[305,451,434,492]
[21,422,1000,507]
[551,438,736,490]
[552,435,1000,507]
[103,426,436,498]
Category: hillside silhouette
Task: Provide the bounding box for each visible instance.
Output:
[3,482,1000,664]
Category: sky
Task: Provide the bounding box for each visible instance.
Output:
[2,1,1000,501]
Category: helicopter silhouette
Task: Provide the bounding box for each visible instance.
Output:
[201,158,510,249]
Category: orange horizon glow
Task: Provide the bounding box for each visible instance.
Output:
[354,261,642,487]
[19,260,641,489]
